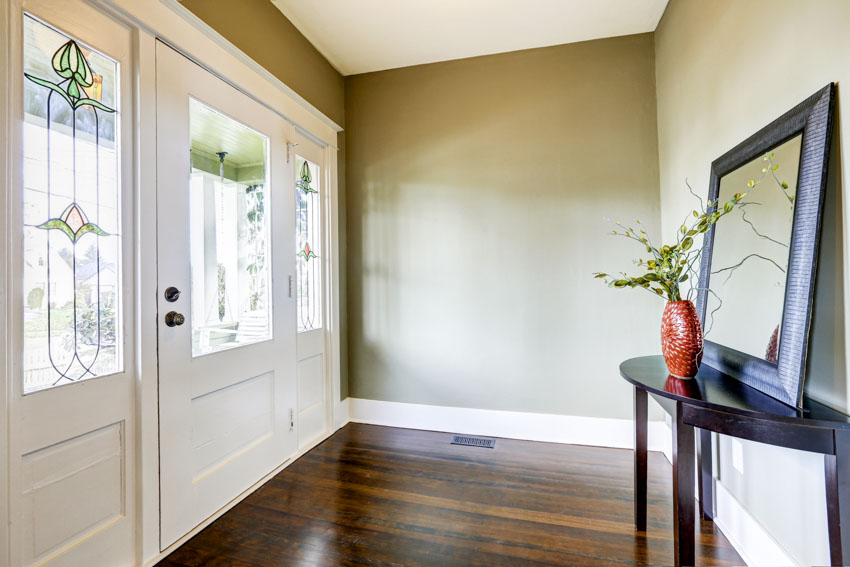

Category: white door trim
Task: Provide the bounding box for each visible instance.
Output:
[324,143,345,427]
[134,26,160,567]
[0,0,12,563]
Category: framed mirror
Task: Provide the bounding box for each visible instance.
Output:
[696,84,835,408]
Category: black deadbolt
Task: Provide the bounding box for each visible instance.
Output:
[164,286,181,302]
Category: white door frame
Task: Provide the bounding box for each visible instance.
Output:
[1,0,344,564]
[1,0,12,564]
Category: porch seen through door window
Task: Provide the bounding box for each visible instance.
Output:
[189,99,272,356]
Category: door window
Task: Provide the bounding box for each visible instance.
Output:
[295,157,321,332]
[189,99,271,356]
[22,15,122,393]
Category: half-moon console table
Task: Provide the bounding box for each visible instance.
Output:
[620,355,850,567]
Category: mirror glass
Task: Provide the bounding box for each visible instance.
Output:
[706,134,803,362]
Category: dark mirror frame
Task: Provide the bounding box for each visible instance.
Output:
[695,83,836,408]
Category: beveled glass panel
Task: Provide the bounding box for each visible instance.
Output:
[189,99,271,356]
[23,15,122,393]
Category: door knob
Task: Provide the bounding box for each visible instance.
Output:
[165,311,185,327]
[164,286,181,302]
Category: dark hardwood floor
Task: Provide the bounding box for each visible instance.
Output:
[159,423,743,566]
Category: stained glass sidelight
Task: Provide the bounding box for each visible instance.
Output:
[22,15,122,393]
[296,158,322,332]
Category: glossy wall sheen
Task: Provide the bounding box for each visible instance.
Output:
[180,0,344,126]
[655,1,850,564]
[345,34,662,419]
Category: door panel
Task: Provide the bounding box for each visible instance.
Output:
[9,2,136,565]
[294,135,330,449]
[156,41,296,549]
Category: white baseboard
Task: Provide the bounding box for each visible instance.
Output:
[347,397,671,454]
[713,480,796,567]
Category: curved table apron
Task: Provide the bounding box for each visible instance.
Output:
[621,355,850,567]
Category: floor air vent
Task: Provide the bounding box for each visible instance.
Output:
[451,435,495,449]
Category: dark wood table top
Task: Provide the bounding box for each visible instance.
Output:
[620,355,850,430]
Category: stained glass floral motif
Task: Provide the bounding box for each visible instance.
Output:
[297,160,317,194]
[38,202,108,243]
[296,157,322,332]
[25,38,114,112]
[297,242,317,261]
[22,16,121,393]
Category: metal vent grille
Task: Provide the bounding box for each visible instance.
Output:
[451,435,495,449]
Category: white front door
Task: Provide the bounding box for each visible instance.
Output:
[155,42,297,549]
[8,1,136,565]
[294,135,331,449]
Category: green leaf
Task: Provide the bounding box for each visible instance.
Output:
[24,74,73,107]
[679,274,689,282]
[74,97,116,113]
[37,218,75,241]
[67,80,80,100]
[74,223,109,241]
[56,41,73,77]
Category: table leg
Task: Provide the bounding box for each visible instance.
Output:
[826,429,850,566]
[673,401,695,567]
[634,386,647,532]
[698,429,713,521]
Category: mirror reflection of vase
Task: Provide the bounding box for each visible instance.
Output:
[664,375,703,400]
[765,324,779,363]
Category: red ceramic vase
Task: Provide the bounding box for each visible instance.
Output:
[660,300,703,378]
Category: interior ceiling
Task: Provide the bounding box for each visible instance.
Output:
[271,0,669,76]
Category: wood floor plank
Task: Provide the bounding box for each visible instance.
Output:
[158,423,744,566]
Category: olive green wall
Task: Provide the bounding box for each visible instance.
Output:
[181,0,349,399]
[344,34,663,418]
[180,0,344,126]
[655,1,850,563]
